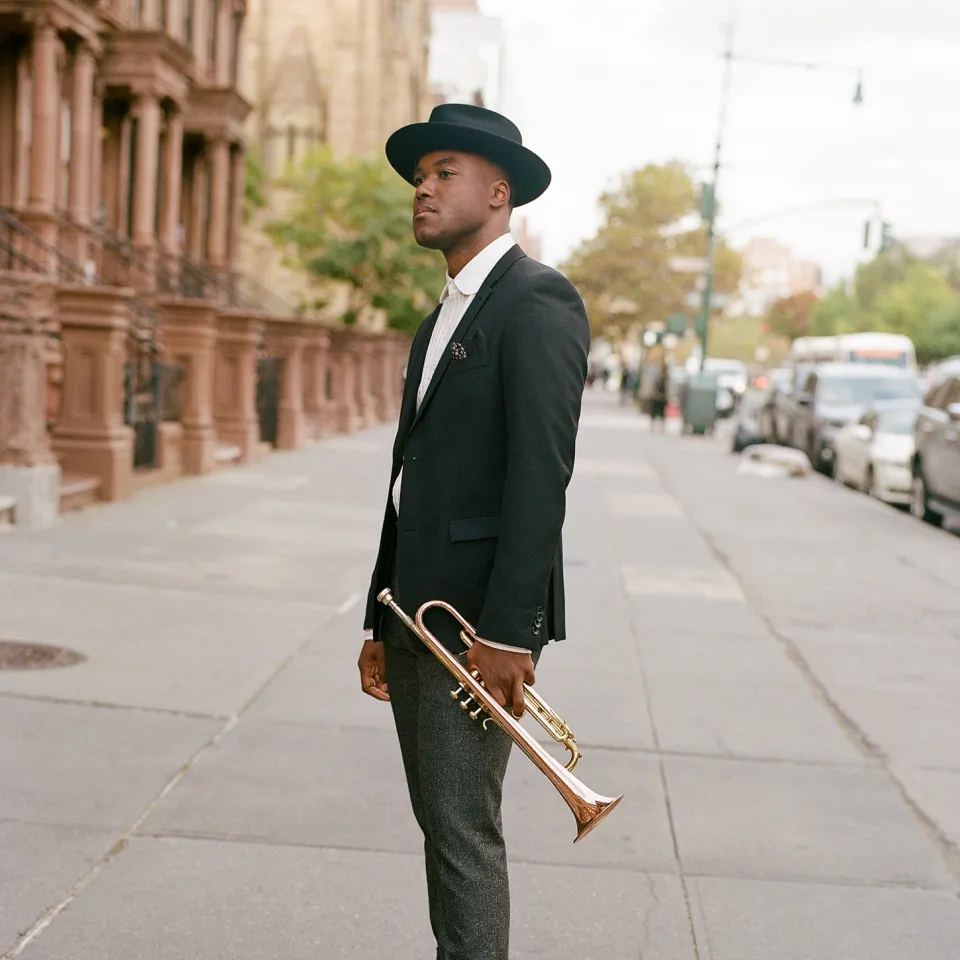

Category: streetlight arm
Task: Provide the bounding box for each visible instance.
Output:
[728,53,863,78]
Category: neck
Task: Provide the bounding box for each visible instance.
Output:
[443,221,510,277]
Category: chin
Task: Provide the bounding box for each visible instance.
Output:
[413,228,446,251]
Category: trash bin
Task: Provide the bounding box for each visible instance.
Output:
[681,371,719,435]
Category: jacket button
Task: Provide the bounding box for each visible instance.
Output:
[532,625,541,636]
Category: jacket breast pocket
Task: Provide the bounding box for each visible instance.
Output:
[448,351,490,376]
[449,513,501,542]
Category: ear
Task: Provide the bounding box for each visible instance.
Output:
[490,177,511,211]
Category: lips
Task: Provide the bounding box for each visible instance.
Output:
[414,207,438,219]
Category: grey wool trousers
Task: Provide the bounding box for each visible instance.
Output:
[381,611,539,960]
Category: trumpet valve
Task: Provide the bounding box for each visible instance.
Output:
[469,705,484,720]
[450,685,465,700]
[460,696,476,711]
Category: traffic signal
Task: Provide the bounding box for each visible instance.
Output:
[880,221,894,252]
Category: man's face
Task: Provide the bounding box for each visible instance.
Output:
[411,151,506,250]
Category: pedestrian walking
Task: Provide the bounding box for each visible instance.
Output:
[357,103,590,960]
[650,358,669,432]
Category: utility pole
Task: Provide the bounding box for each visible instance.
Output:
[698,6,735,373]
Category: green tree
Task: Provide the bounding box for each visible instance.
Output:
[243,150,268,222]
[874,264,960,362]
[268,149,444,333]
[764,290,819,341]
[853,248,914,310]
[809,284,864,336]
[561,162,742,338]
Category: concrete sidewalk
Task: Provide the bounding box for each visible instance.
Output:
[2,391,958,959]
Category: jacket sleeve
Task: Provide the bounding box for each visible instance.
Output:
[475,271,590,650]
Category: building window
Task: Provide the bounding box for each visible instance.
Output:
[231,12,242,87]
[184,0,194,48]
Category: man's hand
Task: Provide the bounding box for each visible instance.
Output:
[358,640,390,702]
[466,643,535,718]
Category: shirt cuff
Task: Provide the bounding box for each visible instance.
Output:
[363,628,374,642]
[475,637,530,654]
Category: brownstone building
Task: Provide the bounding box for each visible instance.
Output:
[0,0,407,528]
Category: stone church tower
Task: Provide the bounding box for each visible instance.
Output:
[244,0,432,172]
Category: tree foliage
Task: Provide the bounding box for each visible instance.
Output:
[561,162,742,338]
[808,248,960,363]
[765,290,819,341]
[267,150,444,333]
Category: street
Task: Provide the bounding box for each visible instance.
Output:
[2,388,960,960]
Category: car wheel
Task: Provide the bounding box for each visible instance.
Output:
[911,469,943,527]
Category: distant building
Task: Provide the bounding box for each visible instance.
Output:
[512,216,542,260]
[429,0,506,109]
[245,0,433,174]
[737,237,823,317]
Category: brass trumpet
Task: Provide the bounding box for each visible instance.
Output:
[377,590,624,842]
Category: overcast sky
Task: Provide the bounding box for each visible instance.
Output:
[479,0,957,282]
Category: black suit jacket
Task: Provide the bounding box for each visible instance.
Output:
[364,244,590,653]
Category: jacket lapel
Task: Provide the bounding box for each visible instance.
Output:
[411,245,526,428]
[394,304,441,461]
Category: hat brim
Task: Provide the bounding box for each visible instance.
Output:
[385,122,551,207]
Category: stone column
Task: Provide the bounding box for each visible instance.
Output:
[64,41,95,263]
[0,285,61,529]
[215,0,233,87]
[370,334,397,421]
[156,299,217,474]
[160,107,184,271]
[206,138,230,271]
[132,92,161,248]
[24,18,61,251]
[214,309,264,461]
[353,332,379,428]
[302,322,331,441]
[264,316,307,450]
[166,0,184,39]
[327,326,360,434]
[52,286,135,502]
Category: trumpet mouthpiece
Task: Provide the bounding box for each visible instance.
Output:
[377,588,394,604]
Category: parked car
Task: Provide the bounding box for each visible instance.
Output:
[789,364,922,474]
[771,361,819,446]
[912,358,960,527]
[703,358,748,418]
[833,401,919,505]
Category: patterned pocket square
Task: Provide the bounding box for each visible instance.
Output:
[450,341,468,361]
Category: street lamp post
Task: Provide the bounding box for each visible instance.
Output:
[696,7,865,373]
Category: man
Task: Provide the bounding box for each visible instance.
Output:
[358,103,590,960]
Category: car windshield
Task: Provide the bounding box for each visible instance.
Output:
[876,409,917,435]
[819,377,919,405]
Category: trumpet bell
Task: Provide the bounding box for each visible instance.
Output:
[574,793,624,844]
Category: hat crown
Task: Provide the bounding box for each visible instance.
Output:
[427,103,523,146]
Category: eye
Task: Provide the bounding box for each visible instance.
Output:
[439,169,454,179]
[413,176,424,187]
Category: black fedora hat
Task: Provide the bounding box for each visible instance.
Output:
[385,103,551,207]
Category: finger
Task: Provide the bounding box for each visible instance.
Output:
[511,675,526,718]
[488,682,508,709]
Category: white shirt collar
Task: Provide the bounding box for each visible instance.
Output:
[441,233,516,301]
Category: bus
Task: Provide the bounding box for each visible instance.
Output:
[788,334,917,374]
